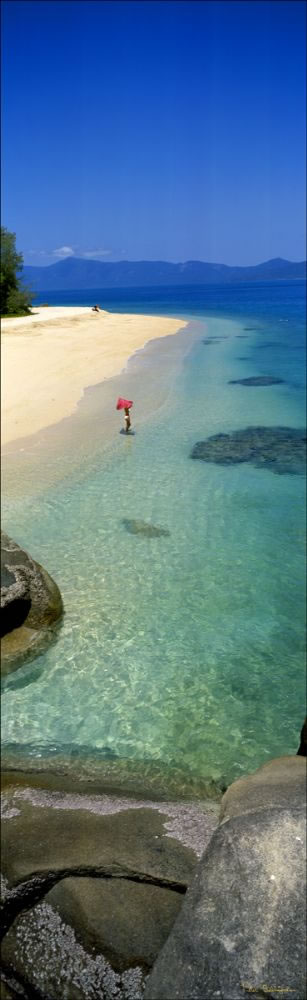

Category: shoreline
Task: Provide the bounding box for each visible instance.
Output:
[1,307,188,446]
[2,307,305,788]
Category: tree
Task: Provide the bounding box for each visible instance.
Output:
[1,227,32,316]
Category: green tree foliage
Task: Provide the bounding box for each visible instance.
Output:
[1,227,32,316]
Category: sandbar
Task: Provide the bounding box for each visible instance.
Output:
[1,307,187,445]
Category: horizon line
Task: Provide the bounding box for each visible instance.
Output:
[22,255,307,268]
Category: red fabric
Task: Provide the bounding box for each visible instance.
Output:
[116,397,133,410]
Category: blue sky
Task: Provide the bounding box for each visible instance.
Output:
[1,0,306,266]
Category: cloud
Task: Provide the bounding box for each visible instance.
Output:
[52,246,74,257]
[79,249,112,258]
[25,245,117,263]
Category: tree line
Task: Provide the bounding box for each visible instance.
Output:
[1,227,33,316]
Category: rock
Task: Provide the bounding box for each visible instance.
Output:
[145,756,306,1000]
[122,520,170,538]
[1,775,219,999]
[0,981,20,1000]
[1,752,223,804]
[1,901,147,1000]
[297,718,307,756]
[38,876,181,971]
[190,426,306,475]
[228,375,284,385]
[1,779,218,894]
[219,754,305,821]
[1,878,179,996]
[1,532,63,674]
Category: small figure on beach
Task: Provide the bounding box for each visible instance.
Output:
[116,396,133,433]
[92,304,100,312]
[124,407,131,432]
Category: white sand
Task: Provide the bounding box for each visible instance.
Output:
[1,307,187,445]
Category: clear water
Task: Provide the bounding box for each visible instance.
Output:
[2,282,306,791]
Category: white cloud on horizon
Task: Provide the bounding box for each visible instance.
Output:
[26,246,113,260]
[53,245,74,257]
[24,245,129,264]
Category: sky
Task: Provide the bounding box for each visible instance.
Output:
[1,0,306,266]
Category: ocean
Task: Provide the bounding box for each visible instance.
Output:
[2,281,306,794]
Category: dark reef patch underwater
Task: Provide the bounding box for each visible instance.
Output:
[191,427,306,476]
[228,375,284,386]
[122,519,170,538]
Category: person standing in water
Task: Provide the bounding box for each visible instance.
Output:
[116,397,133,432]
[124,407,131,432]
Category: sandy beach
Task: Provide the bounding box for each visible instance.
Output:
[1,306,188,445]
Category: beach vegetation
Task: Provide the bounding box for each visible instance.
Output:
[1,227,33,316]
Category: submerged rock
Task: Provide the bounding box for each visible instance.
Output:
[229,375,284,386]
[190,426,306,475]
[1,532,63,675]
[202,338,227,345]
[145,756,307,1000]
[257,341,282,349]
[123,519,170,538]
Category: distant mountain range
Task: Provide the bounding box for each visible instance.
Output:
[20,257,306,292]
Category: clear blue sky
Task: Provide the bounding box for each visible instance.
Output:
[1,0,306,266]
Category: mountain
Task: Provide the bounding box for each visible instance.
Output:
[20,257,306,292]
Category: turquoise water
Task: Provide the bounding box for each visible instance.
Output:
[2,283,306,789]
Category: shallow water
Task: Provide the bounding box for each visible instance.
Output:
[2,283,306,791]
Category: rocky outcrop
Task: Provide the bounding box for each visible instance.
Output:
[122,520,170,538]
[297,717,307,756]
[1,532,63,675]
[191,426,306,475]
[1,774,219,999]
[1,751,306,999]
[145,755,306,1000]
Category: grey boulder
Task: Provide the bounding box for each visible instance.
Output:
[145,755,306,1000]
[1,531,63,674]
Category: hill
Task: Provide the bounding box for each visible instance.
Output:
[20,257,306,292]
